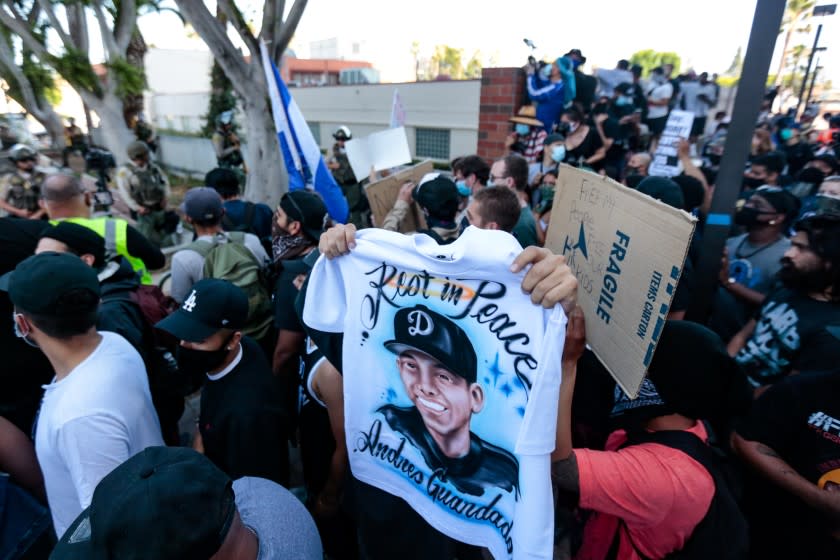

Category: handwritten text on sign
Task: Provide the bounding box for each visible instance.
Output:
[545,165,695,397]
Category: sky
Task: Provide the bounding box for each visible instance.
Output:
[137,0,840,91]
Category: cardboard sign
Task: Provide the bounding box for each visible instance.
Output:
[345,126,412,181]
[364,160,432,232]
[649,110,695,177]
[545,165,696,397]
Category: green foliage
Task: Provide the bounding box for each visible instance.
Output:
[21,56,61,105]
[105,56,147,98]
[432,45,464,79]
[465,51,482,79]
[628,49,682,77]
[202,61,237,137]
[50,48,102,96]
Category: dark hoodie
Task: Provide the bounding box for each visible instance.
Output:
[98,257,147,357]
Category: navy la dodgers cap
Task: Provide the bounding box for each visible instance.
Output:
[155,278,248,342]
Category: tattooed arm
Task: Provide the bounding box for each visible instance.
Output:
[551,307,585,493]
[731,433,840,520]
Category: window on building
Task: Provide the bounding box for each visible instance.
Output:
[415,128,451,160]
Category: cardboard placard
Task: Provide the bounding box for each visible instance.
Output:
[345,126,412,181]
[364,160,432,232]
[649,110,694,177]
[545,165,696,397]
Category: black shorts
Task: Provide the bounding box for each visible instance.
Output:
[647,115,668,136]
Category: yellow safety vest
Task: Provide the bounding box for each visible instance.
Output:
[50,217,153,285]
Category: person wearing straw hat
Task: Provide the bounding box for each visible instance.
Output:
[505,105,547,165]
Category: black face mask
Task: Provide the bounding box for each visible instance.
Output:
[742,176,766,190]
[176,339,232,377]
[734,206,775,227]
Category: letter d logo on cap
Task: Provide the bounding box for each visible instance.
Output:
[407,309,434,337]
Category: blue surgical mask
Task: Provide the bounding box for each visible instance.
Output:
[456,180,471,197]
[551,145,566,163]
[616,95,633,106]
[572,59,583,70]
[540,64,552,79]
[515,123,531,136]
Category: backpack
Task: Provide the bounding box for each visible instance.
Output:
[609,427,749,560]
[129,164,166,208]
[221,201,257,234]
[187,232,273,340]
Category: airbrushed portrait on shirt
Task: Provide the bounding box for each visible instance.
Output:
[356,297,526,500]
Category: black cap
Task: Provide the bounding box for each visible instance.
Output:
[51,447,235,560]
[813,154,839,174]
[385,305,477,383]
[0,252,100,314]
[155,279,248,342]
[753,186,800,219]
[39,222,107,270]
[565,49,587,63]
[615,82,634,95]
[412,173,459,222]
[280,190,329,242]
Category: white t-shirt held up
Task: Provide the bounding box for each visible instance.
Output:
[304,227,566,560]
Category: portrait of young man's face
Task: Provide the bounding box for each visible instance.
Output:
[397,349,484,457]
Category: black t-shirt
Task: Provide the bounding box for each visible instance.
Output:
[274,257,312,333]
[737,371,840,555]
[735,288,840,385]
[200,337,288,484]
[564,126,603,166]
[739,370,840,484]
[600,116,628,165]
[0,218,53,433]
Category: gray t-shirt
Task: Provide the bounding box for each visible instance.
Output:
[725,233,790,295]
[233,477,322,560]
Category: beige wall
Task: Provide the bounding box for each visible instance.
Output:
[295,80,481,160]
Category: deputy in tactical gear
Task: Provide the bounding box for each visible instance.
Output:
[327,126,369,229]
[115,141,174,247]
[212,111,245,172]
[376,304,520,497]
[0,144,47,219]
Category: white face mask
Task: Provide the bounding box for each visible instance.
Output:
[539,218,549,233]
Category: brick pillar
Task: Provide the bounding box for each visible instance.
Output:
[477,67,527,162]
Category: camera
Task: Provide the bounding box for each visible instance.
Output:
[84,147,116,172]
[84,147,116,212]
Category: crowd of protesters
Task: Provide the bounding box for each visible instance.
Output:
[0,44,839,560]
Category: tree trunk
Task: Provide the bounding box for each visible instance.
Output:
[241,94,286,208]
[82,92,135,164]
[775,29,793,87]
[40,110,66,151]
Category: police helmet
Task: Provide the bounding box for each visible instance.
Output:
[9,144,37,162]
[333,126,352,141]
[217,111,234,126]
[126,141,149,159]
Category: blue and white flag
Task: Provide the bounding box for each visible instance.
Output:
[260,42,349,223]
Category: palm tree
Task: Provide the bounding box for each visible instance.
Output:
[775,0,816,86]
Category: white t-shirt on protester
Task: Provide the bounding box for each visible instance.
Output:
[680,81,716,118]
[646,81,674,120]
[35,331,163,537]
[303,227,566,560]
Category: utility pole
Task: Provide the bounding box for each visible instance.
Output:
[806,59,822,109]
[796,4,836,117]
[686,0,787,323]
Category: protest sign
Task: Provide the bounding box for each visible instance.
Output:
[545,165,696,397]
[345,126,412,180]
[365,160,432,232]
[649,110,694,177]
